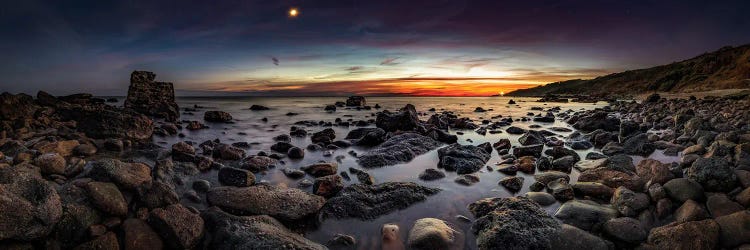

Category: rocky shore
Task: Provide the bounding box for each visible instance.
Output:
[1,70,749,249]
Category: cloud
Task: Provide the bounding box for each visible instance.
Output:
[346,66,363,71]
[380,57,400,65]
[271,57,279,66]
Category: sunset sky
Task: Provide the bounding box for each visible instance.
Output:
[2,0,750,96]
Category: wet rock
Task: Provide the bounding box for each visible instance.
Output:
[0,169,62,241]
[249,104,270,111]
[493,138,512,151]
[407,218,463,250]
[281,168,305,179]
[455,174,480,186]
[287,146,304,159]
[611,187,650,217]
[312,128,336,144]
[171,141,196,162]
[302,162,338,177]
[572,182,615,200]
[550,224,611,250]
[687,157,738,192]
[512,144,543,158]
[320,182,440,220]
[357,133,442,168]
[35,153,66,175]
[122,218,163,250]
[525,192,556,206]
[86,182,127,217]
[499,176,524,192]
[204,111,233,123]
[137,181,179,209]
[645,219,719,250]
[346,96,366,106]
[376,104,420,132]
[327,234,356,248]
[87,158,152,191]
[149,204,205,249]
[186,120,207,130]
[554,200,618,231]
[533,171,570,185]
[578,167,644,191]
[73,144,97,157]
[706,194,743,218]
[212,144,246,160]
[125,71,180,121]
[547,178,574,201]
[571,111,620,132]
[468,196,560,249]
[207,184,324,221]
[603,217,647,244]
[240,155,277,172]
[636,159,674,185]
[349,168,375,185]
[73,231,119,250]
[0,92,38,121]
[346,127,386,146]
[201,207,326,250]
[663,178,705,202]
[437,143,491,174]
[519,130,546,146]
[218,167,255,187]
[314,175,344,198]
[622,133,656,156]
[715,211,750,247]
[506,126,526,134]
[324,104,336,111]
[674,199,709,223]
[419,168,446,181]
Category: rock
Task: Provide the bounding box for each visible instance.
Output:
[636,159,674,185]
[324,104,336,111]
[571,111,620,132]
[578,167,644,191]
[287,147,304,159]
[302,162,338,177]
[550,224,611,250]
[493,138,512,151]
[212,144,246,160]
[437,143,491,174]
[622,133,655,156]
[327,234,356,248]
[611,187,650,217]
[603,217,647,244]
[207,184,325,221]
[419,168,446,181]
[706,194,743,218]
[663,178,705,203]
[407,218,462,250]
[149,204,205,249]
[201,207,326,250]
[281,168,305,179]
[517,156,538,173]
[313,175,344,198]
[468,196,560,249]
[320,182,440,220]
[554,200,618,231]
[533,171,570,185]
[86,182,127,217]
[737,187,750,207]
[687,157,738,192]
[204,111,233,122]
[376,104,420,132]
[0,92,38,121]
[525,192,556,206]
[573,182,615,200]
[87,158,152,191]
[0,169,62,241]
[122,218,163,250]
[312,128,336,144]
[218,167,255,187]
[512,144,544,158]
[35,140,80,157]
[171,141,196,162]
[455,174,480,186]
[645,93,661,103]
[357,133,442,168]
[240,156,277,172]
[646,219,719,250]
[499,176,524,192]
[349,168,375,185]
[382,223,405,250]
[71,107,154,141]
[547,178,574,201]
[506,126,526,134]
[137,181,179,209]
[715,211,750,247]
[346,96,366,106]
[73,232,119,250]
[519,130,546,146]
[551,156,577,173]
[249,105,270,111]
[346,128,387,146]
[186,120,207,130]
[73,144,97,156]
[674,199,709,223]
[35,153,66,175]
[124,71,180,121]
[508,99,516,104]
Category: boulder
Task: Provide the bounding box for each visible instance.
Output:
[622,133,655,156]
[137,181,179,209]
[311,128,336,144]
[124,71,180,121]
[674,199,709,223]
[357,133,442,168]
[437,143,491,174]
[376,104,420,132]
[201,207,326,250]
[468,196,561,249]
[611,187,650,217]
[687,157,738,192]
[550,224,611,250]
[34,153,66,175]
[207,184,325,221]
[149,204,205,249]
[419,168,446,181]
[71,107,154,141]
[554,200,618,231]
[218,167,255,187]
[122,218,163,250]
[320,182,440,220]
[499,176,524,193]
[87,158,152,191]
[407,218,463,250]
[171,141,196,162]
[346,128,386,146]
[86,182,128,217]
[346,96,366,106]
[240,156,277,172]
[715,211,750,247]
[313,175,344,198]
[512,144,544,158]
[602,217,647,244]
[212,144,246,160]
[0,169,62,241]
[302,162,338,177]
[73,232,119,250]
[525,192,556,206]
[663,178,705,202]
[645,219,719,250]
[204,111,233,123]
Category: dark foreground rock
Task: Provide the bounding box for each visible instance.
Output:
[376,104,420,132]
[124,71,180,121]
[207,184,325,221]
[437,143,492,174]
[357,133,442,168]
[0,167,62,241]
[202,207,326,250]
[468,196,561,249]
[320,182,440,220]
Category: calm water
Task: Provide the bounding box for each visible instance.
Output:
[143,96,672,249]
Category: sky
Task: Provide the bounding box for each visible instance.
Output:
[1,0,750,96]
